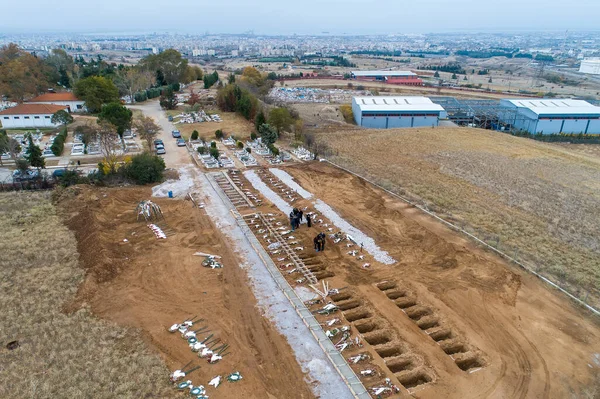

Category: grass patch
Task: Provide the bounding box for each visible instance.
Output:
[321,126,600,308]
[0,191,174,399]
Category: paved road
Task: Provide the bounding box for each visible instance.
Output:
[129,100,190,168]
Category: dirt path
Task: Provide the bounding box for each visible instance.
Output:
[129,100,190,168]
[269,162,600,398]
[61,186,314,399]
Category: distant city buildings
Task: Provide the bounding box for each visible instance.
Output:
[579,58,600,75]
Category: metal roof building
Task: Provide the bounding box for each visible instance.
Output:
[352,96,447,129]
[351,70,417,78]
[579,58,600,75]
[498,98,600,134]
[350,70,423,86]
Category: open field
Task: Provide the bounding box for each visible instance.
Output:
[225,165,600,398]
[56,184,314,398]
[166,110,254,141]
[0,191,173,398]
[279,79,523,100]
[309,126,600,309]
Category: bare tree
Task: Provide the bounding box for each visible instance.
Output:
[94,121,120,172]
[116,67,155,103]
[133,115,161,150]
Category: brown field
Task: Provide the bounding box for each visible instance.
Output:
[55,185,313,398]
[0,191,173,398]
[310,127,600,309]
[230,165,600,398]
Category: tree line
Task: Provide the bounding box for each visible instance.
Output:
[0,44,203,109]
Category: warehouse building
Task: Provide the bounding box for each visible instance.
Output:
[350,70,423,85]
[579,58,600,75]
[352,96,446,129]
[498,99,600,134]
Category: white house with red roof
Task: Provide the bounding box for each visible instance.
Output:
[27,92,86,113]
[0,104,69,129]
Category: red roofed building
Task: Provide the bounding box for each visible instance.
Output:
[27,92,86,113]
[0,104,69,129]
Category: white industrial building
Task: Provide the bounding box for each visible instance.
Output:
[498,99,600,135]
[27,92,86,113]
[579,58,600,75]
[0,104,69,129]
[352,96,447,129]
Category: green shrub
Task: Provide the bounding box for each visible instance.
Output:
[250,132,257,140]
[267,143,279,156]
[170,82,181,92]
[236,141,244,149]
[125,153,166,184]
[209,147,220,159]
[215,129,224,139]
[197,146,206,155]
[51,128,68,156]
[210,141,216,148]
[191,130,199,140]
[134,91,148,102]
[58,170,89,187]
[146,87,161,99]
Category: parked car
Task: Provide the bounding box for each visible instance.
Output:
[176,138,186,147]
[168,115,174,122]
[52,168,67,178]
[156,146,166,155]
[154,139,164,146]
[12,169,40,182]
[172,130,181,138]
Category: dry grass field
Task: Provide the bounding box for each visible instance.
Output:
[316,126,600,309]
[0,191,174,399]
[166,110,254,141]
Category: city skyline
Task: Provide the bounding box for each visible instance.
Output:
[2,0,600,35]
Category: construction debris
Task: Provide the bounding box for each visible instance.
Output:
[136,200,163,221]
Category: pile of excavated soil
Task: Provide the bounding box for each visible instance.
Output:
[277,162,600,399]
[58,185,314,399]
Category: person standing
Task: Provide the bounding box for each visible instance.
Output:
[318,232,325,252]
[306,214,312,228]
[290,212,296,231]
[314,234,320,252]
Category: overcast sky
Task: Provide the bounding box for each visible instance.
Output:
[2,0,599,35]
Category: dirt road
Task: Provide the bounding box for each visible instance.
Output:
[129,100,190,168]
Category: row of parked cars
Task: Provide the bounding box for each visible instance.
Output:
[154,130,187,155]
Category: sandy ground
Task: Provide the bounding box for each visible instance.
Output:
[59,185,314,399]
[246,163,600,398]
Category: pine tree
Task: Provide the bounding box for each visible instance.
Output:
[25,135,45,169]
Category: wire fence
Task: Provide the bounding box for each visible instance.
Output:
[323,159,600,317]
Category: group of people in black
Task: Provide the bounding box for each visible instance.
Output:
[289,208,312,231]
[288,207,325,253]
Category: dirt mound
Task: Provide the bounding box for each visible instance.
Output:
[57,185,314,399]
